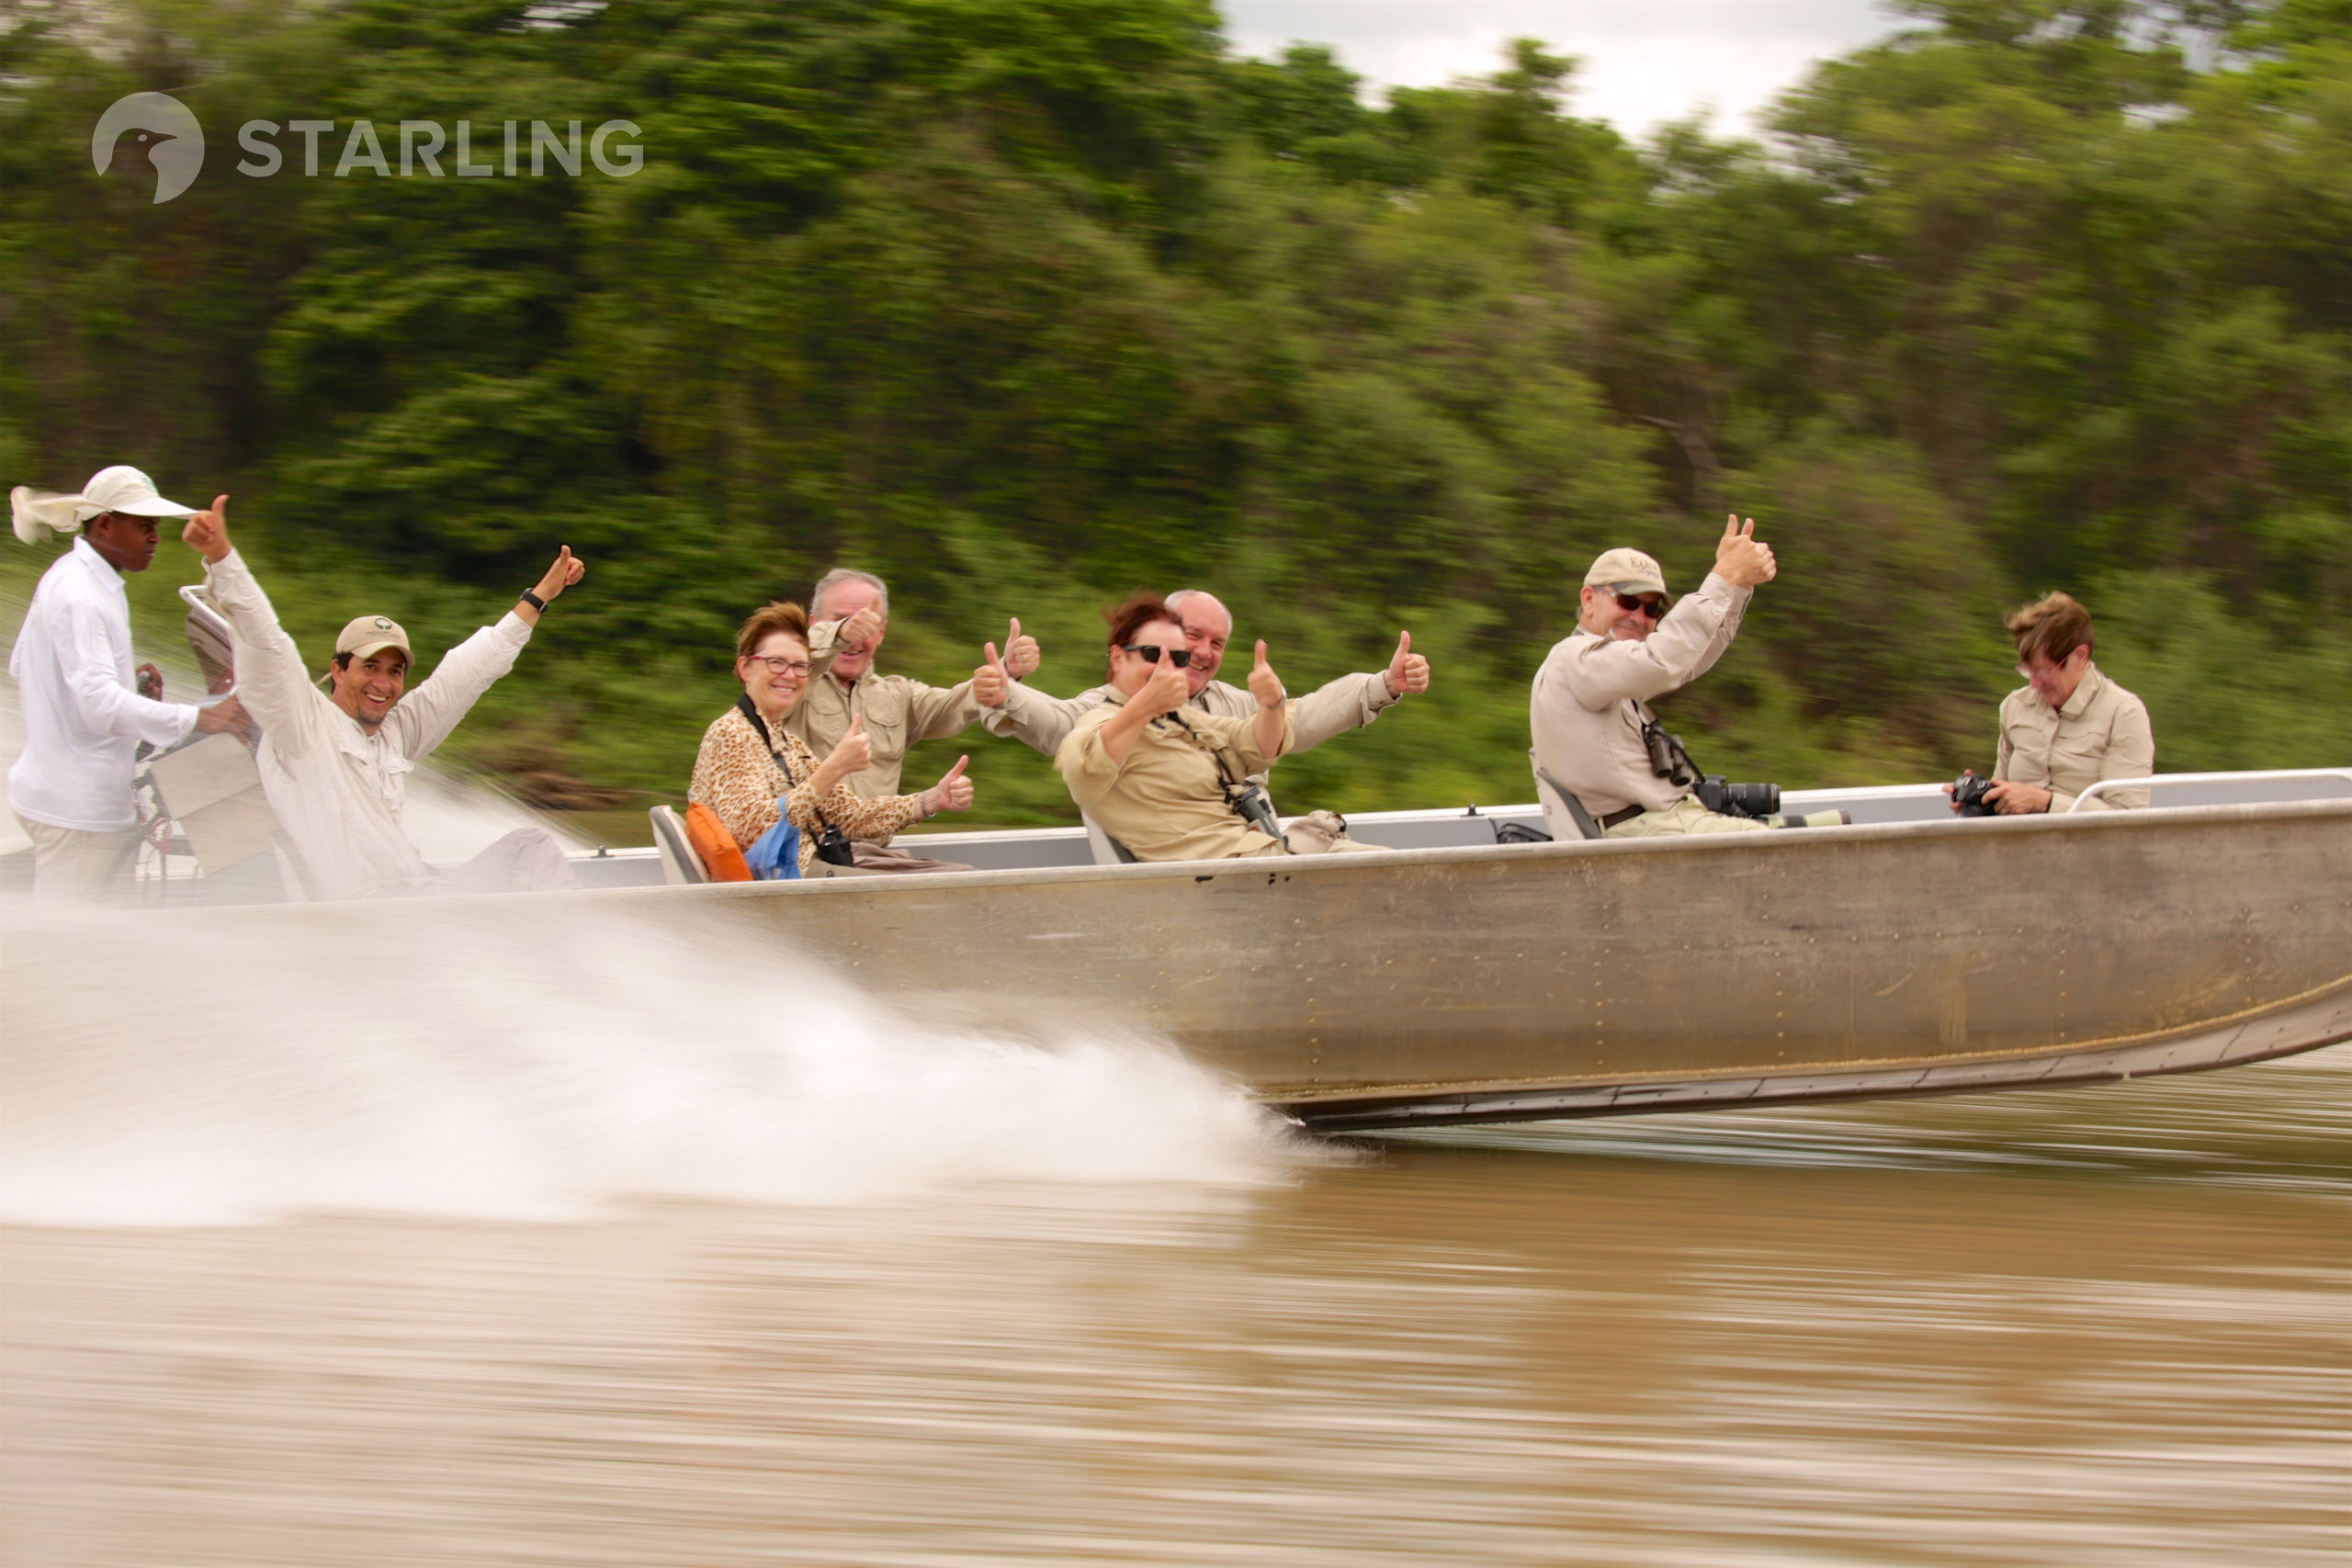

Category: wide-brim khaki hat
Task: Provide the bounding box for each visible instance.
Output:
[1584,547,1671,601]
[334,615,412,663]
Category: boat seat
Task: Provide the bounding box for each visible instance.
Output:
[1531,756,1604,841]
[649,805,710,885]
[1079,809,1138,866]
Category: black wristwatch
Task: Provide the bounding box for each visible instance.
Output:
[519,589,547,612]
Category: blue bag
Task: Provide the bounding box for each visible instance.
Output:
[742,801,803,880]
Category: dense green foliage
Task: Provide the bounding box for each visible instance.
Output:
[5,0,2346,822]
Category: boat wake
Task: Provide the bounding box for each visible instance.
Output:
[0,894,1310,1228]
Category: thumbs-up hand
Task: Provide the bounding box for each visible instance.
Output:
[1713,513,1777,588]
[1248,638,1286,710]
[182,495,233,563]
[1136,646,1191,718]
[837,604,885,651]
[926,753,975,816]
[1001,616,1041,680]
[973,639,1011,708]
[1383,629,1430,696]
[812,714,873,795]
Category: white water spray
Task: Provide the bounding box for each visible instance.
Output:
[0,894,1309,1227]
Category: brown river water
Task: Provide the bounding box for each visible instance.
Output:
[3,896,2346,1566]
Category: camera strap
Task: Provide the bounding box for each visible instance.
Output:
[734,694,843,835]
[1169,708,1293,852]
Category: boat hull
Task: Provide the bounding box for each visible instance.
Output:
[620,800,2351,1129]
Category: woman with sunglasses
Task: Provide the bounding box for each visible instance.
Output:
[1055,593,1374,861]
[690,601,974,876]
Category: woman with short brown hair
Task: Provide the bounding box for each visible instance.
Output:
[1973,592,2154,813]
[690,601,972,875]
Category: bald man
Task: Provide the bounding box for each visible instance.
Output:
[975,590,1429,807]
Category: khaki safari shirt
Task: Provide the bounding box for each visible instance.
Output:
[787,618,987,840]
[689,705,927,876]
[1995,662,2154,811]
[1055,693,1296,863]
[1529,572,1752,818]
[989,669,1392,809]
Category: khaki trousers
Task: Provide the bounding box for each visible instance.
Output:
[14,814,144,902]
[1601,796,1770,839]
[850,840,975,874]
[1281,809,1386,855]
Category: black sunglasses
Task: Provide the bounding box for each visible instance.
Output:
[1612,590,1668,619]
[1121,643,1194,668]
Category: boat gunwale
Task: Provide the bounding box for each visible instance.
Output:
[562,795,2352,907]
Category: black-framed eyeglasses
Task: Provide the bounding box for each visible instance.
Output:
[1121,644,1194,668]
[1612,590,1668,619]
[748,656,813,677]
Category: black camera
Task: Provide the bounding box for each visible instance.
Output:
[1951,770,1996,817]
[1644,720,1781,820]
[1692,776,1781,820]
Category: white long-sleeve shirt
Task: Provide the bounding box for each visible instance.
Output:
[203,548,531,900]
[7,537,199,830]
[1530,572,1752,818]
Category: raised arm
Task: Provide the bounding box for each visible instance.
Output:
[185,501,324,739]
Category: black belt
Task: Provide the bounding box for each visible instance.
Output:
[1599,803,1645,829]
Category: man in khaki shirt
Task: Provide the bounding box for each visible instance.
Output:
[980,589,1429,808]
[1530,517,1780,838]
[792,568,1038,871]
[1973,592,2154,813]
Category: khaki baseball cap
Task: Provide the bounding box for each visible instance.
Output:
[1584,547,1670,600]
[335,615,411,663]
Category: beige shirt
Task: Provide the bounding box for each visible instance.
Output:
[1056,693,1296,862]
[786,618,987,837]
[1995,662,2154,811]
[989,669,1393,808]
[689,705,926,875]
[1529,572,1752,818]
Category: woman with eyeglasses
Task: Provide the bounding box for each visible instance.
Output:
[1055,592,1376,861]
[690,601,973,876]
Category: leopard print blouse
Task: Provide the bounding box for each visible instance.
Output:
[688,705,925,874]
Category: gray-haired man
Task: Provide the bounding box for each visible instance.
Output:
[787,568,1016,872]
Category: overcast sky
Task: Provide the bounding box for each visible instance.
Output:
[1219,1,1903,140]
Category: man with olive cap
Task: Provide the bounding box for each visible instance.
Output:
[1531,514,1781,837]
[180,497,586,900]
[7,465,251,899]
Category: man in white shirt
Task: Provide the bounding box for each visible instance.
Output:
[180,498,584,901]
[7,466,250,900]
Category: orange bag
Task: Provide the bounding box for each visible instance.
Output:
[684,803,753,882]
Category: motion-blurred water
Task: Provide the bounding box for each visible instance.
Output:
[3,875,2344,1565]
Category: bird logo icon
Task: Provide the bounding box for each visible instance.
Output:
[92,93,205,204]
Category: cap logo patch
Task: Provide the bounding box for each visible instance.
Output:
[374,617,393,629]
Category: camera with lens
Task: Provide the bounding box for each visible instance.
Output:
[1643,719,1782,821]
[1691,776,1781,820]
[1951,770,1996,818]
